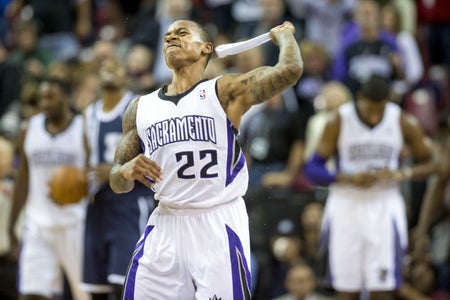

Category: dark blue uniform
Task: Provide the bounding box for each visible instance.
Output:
[82,92,154,292]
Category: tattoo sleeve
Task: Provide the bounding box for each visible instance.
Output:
[114,99,141,165]
[241,32,303,104]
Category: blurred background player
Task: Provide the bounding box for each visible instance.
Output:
[81,57,154,300]
[304,75,438,300]
[8,77,89,300]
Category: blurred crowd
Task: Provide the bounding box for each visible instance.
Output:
[0,0,449,299]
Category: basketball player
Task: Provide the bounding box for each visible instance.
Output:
[81,58,154,300]
[304,75,439,300]
[8,78,89,300]
[109,20,302,299]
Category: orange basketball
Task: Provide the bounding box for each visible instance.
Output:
[49,165,88,205]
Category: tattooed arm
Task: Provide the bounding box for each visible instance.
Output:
[109,98,162,193]
[217,21,303,128]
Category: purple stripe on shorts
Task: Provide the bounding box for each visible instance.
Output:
[320,219,333,285]
[393,221,405,288]
[226,225,251,300]
[123,225,154,300]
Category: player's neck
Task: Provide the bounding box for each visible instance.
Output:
[356,100,386,127]
[45,110,74,135]
[167,67,205,96]
[102,88,125,112]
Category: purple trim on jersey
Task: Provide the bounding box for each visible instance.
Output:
[225,119,245,187]
[123,225,154,300]
[332,23,399,81]
[341,22,399,51]
[226,225,251,300]
[393,221,405,288]
[139,136,145,153]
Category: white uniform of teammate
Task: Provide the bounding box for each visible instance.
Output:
[124,77,252,299]
[19,113,89,300]
[322,101,408,291]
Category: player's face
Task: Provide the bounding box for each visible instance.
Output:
[39,82,67,119]
[163,21,206,69]
[358,98,387,126]
[99,58,127,90]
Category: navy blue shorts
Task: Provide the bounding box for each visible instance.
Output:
[82,183,154,290]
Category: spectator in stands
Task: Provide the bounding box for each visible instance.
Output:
[270,234,306,298]
[7,19,51,81]
[381,2,424,103]
[124,44,157,94]
[0,42,21,136]
[299,201,325,274]
[272,263,333,300]
[397,258,450,300]
[72,72,100,113]
[293,40,332,120]
[332,0,404,94]
[234,0,301,66]
[287,0,356,56]
[239,91,307,193]
[131,0,193,86]
[92,39,118,67]
[304,81,352,163]
[417,0,450,72]
[6,0,93,61]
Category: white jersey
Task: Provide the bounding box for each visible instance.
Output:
[136,77,248,208]
[332,101,404,193]
[24,113,87,228]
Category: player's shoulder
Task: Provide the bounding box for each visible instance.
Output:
[399,108,422,131]
[26,112,45,129]
[338,101,353,113]
[216,73,238,89]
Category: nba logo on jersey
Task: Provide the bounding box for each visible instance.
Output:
[199,89,206,100]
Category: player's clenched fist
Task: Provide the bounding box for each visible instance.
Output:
[111,154,162,192]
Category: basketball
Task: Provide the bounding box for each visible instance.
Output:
[49,165,88,205]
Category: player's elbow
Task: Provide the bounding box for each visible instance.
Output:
[284,63,303,85]
[109,167,134,194]
[304,153,336,186]
[109,179,134,194]
[109,181,124,194]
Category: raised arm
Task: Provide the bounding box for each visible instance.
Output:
[109,98,162,193]
[217,21,303,127]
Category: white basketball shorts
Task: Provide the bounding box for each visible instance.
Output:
[123,197,252,300]
[321,187,408,291]
[19,219,89,300]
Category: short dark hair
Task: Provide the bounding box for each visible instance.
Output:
[191,21,213,65]
[359,75,390,102]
